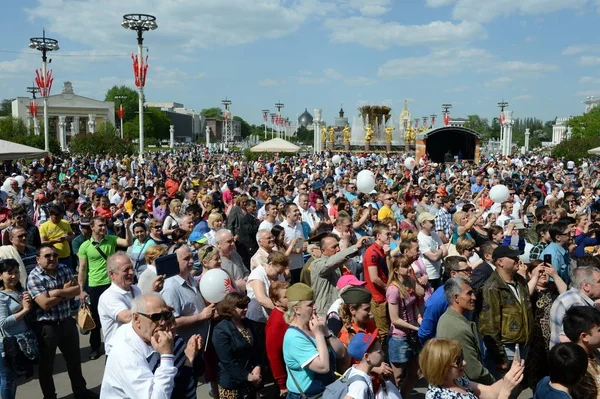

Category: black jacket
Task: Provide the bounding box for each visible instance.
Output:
[212,318,258,389]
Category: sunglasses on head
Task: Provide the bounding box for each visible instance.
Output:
[201,246,216,261]
[137,311,174,323]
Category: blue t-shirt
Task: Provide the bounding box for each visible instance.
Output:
[283,326,335,395]
[533,377,571,399]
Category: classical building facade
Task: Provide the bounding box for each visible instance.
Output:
[12,82,115,145]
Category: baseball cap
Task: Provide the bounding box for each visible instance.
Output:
[336,275,366,290]
[96,187,108,195]
[189,231,208,244]
[492,246,521,260]
[417,212,436,225]
[79,217,91,227]
[347,330,379,360]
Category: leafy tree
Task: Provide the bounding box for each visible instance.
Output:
[97,121,117,135]
[70,131,135,156]
[464,115,491,139]
[105,86,139,124]
[0,99,13,117]
[295,125,313,144]
[233,116,251,138]
[121,109,170,141]
[200,107,223,119]
[569,106,600,139]
[17,135,61,155]
[0,115,28,137]
[552,136,600,161]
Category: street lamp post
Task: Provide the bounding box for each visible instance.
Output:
[114,95,127,138]
[270,113,276,139]
[122,13,158,158]
[26,85,40,135]
[262,109,269,137]
[29,30,59,151]
[275,101,284,139]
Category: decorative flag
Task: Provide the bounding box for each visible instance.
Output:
[500,112,505,126]
[28,101,38,117]
[117,104,125,120]
[131,54,149,88]
[431,116,436,126]
[34,69,53,97]
[224,110,230,120]
[415,120,420,129]
[443,112,450,126]
[263,112,268,122]
[271,115,275,124]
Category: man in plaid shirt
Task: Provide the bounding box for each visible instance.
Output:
[529,224,550,262]
[435,195,455,244]
[27,244,97,399]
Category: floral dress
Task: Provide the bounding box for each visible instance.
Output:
[426,377,477,399]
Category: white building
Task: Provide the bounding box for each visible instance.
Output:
[12,81,115,142]
[552,117,569,145]
[145,102,201,142]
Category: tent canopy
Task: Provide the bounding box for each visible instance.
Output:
[589,146,600,155]
[250,138,301,153]
[0,139,47,160]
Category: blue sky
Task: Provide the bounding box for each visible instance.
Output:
[0,0,599,127]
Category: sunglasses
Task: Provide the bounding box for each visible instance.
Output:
[43,253,59,259]
[15,234,27,239]
[137,311,174,323]
[201,246,216,261]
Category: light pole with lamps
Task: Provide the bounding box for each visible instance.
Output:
[262,109,269,137]
[26,85,40,136]
[29,30,58,151]
[114,95,127,138]
[122,13,158,157]
[275,101,284,139]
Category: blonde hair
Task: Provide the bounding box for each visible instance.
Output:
[400,229,418,242]
[420,338,462,386]
[284,300,300,324]
[207,211,223,229]
[387,255,414,298]
[169,199,182,214]
[145,245,167,265]
[452,211,466,226]
[455,237,476,254]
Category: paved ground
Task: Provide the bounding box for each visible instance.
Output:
[17,330,533,399]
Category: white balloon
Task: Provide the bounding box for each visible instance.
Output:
[332,155,342,165]
[404,157,416,171]
[489,184,510,203]
[199,268,231,303]
[487,167,495,176]
[14,176,24,187]
[356,170,375,194]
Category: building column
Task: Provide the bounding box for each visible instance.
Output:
[169,125,175,148]
[88,114,96,134]
[58,115,67,151]
[313,109,322,154]
[567,126,572,140]
[72,116,79,136]
[524,128,530,152]
[205,126,211,148]
[502,111,513,156]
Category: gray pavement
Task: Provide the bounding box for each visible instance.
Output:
[16,330,532,399]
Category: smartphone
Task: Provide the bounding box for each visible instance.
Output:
[543,254,552,264]
[503,219,510,227]
[514,343,521,363]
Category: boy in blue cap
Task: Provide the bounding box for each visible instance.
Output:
[344,330,383,399]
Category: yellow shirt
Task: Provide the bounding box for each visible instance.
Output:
[39,219,73,258]
[377,205,395,222]
[124,199,134,214]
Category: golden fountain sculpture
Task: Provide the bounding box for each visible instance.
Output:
[328,126,335,143]
[385,126,394,143]
[342,125,351,142]
[364,124,373,142]
[321,125,327,143]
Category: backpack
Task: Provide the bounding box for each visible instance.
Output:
[322,370,374,399]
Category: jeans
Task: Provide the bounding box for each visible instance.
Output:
[88,283,110,351]
[0,342,17,399]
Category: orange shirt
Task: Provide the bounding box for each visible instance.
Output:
[338,319,377,347]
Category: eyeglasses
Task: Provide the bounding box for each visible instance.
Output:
[456,267,473,274]
[384,197,393,201]
[137,311,174,323]
[152,226,162,230]
[15,234,27,239]
[43,253,59,259]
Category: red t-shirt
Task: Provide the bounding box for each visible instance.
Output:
[363,242,389,303]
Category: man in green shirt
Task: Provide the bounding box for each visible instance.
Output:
[78,216,132,360]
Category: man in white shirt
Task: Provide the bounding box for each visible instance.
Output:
[298,193,320,234]
[417,212,448,290]
[279,202,305,283]
[496,200,515,228]
[258,203,279,232]
[99,253,164,356]
[100,292,177,399]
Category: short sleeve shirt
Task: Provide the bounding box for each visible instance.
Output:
[99,283,141,355]
[161,275,207,343]
[78,235,119,287]
[39,219,73,258]
[363,243,388,303]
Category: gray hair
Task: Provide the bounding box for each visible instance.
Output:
[215,228,233,243]
[256,229,271,243]
[299,193,309,202]
[571,266,600,290]
[131,292,164,313]
[107,251,131,274]
[8,226,26,238]
[444,277,470,304]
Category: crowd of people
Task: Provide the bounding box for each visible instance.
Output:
[0,147,598,399]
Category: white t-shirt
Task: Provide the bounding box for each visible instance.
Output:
[246,265,284,323]
[418,231,443,280]
[99,283,141,356]
[280,220,304,270]
[345,367,373,399]
[258,220,278,232]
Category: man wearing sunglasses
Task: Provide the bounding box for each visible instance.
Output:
[101,292,179,398]
[479,246,533,381]
[28,244,96,399]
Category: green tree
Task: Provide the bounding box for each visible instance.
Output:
[0,115,28,138]
[97,121,117,135]
[146,108,171,140]
[0,99,13,117]
[200,107,223,119]
[295,125,313,144]
[70,131,135,156]
[233,116,251,138]
[552,136,600,160]
[105,86,139,123]
[464,115,491,138]
[569,106,600,139]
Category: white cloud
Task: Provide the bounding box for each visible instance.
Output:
[297,77,328,85]
[378,48,492,77]
[150,66,205,88]
[450,0,586,23]
[513,94,532,101]
[562,44,593,55]
[258,78,285,87]
[425,0,456,7]
[580,76,600,84]
[344,77,378,86]
[324,18,484,49]
[343,0,391,16]
[484,77,513,88]
[495,61,558,74]
[324,68,343,80]
[577,90,600,97]
[580,56,600,66]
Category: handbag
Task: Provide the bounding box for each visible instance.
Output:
[0,292,39,377]
[77,302,96,331]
